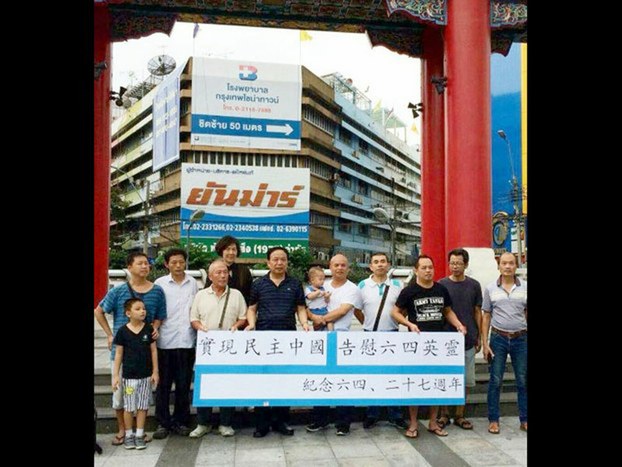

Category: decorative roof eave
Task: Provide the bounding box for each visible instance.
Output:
[491,0,528,29]
[384,0,447,26]
[384,0,527,29]
[110,9,176,42]
[366,26,425,57]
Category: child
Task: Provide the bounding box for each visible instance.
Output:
[112,298,159,450]
[305,266,333,331]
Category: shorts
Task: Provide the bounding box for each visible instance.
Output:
[110,362,124,410]
[122,377,152,413]
[311,306,328,316]
[464,346,476,388]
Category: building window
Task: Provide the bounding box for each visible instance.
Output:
[338,222,352,233]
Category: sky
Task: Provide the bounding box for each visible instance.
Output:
[111,22,422,141]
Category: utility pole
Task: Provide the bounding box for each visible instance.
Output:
[142,179,150,255]
[391,177,397,265]
[497,130,523,267]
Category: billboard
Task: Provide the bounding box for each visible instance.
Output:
[152,65,182,171]
[181,163,310,258]
[191,57,301,150]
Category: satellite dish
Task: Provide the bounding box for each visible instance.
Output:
[372,207,390,223]
[147,55,176,76]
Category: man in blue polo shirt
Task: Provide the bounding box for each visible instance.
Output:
[482,252,527,435]
[94,251,167,446]
[245,246,309,438]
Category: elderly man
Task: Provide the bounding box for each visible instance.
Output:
[245,246,309,438]
[188,259,248,438]
[482,252,527,435]
[306,253,362,436]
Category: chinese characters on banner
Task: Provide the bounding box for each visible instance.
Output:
[193,331,464,407]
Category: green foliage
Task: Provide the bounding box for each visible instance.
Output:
[108,248,128,269]
[347,263,371,284]
[286,248,316,282]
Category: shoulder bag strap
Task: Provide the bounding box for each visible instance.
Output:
[126,282,137,298]
[372,285,390,331]
[218,288,231,330]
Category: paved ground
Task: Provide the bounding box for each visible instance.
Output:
[94,416,527,466]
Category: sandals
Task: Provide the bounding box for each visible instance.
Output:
[436,415,450,429]
[427,427,448,437]
[404,428,419,439]
[453,417,474,430]
[488,422,500,434]
[111,433,152,445]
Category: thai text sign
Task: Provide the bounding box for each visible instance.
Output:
[192,331,465,407]
[181,163,310,258]
[191,57,301,150]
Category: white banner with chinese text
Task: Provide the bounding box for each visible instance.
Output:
[193,331,464,407]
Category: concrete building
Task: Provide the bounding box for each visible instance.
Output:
[110,58,421,265]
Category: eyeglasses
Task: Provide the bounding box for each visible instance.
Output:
[449,262,465,267]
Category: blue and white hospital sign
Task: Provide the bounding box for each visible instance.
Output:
[193,331,465,407]
[191,58,301,150]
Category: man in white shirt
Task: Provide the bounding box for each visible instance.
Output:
[354,252,408,430]
[152,249,199,439]
[306,253,362,436]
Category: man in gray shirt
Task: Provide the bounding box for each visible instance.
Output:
[482,252,527,435]
[437,248,482,431]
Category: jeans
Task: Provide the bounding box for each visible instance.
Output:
[487,331,527,423]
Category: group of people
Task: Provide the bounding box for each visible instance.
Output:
[94,235,527,450]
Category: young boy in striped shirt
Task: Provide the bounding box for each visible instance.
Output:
[112,298,159,450]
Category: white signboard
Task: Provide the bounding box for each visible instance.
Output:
[191,57,301,150]
[193,331,465,407]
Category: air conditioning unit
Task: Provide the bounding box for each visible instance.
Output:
[351,150,359,158]
[351,194,363,204]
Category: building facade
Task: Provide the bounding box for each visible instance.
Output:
[110,58,421,266]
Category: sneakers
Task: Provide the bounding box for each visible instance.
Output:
[218,425,235,437]
[335,425,350,436]
[172,424,192,437]
[305,422,329,432]
[388,418,410,430]
[152,425,169,439]
[134,436,147,450]
[124,435,136,449]
[363,417,378,429]
[189,424,211,438]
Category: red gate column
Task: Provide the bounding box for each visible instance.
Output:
[444,0,492,251]
[94,3,111,306]
[420,27,446,279]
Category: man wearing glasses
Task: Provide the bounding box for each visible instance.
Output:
[436,249,483,431]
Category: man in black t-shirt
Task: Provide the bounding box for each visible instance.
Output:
[391,255,466,439]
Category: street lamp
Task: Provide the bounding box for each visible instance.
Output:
[372,207,421,265]
[496,130,523,267]
[186,209,206,258]
[372,207,395,264]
